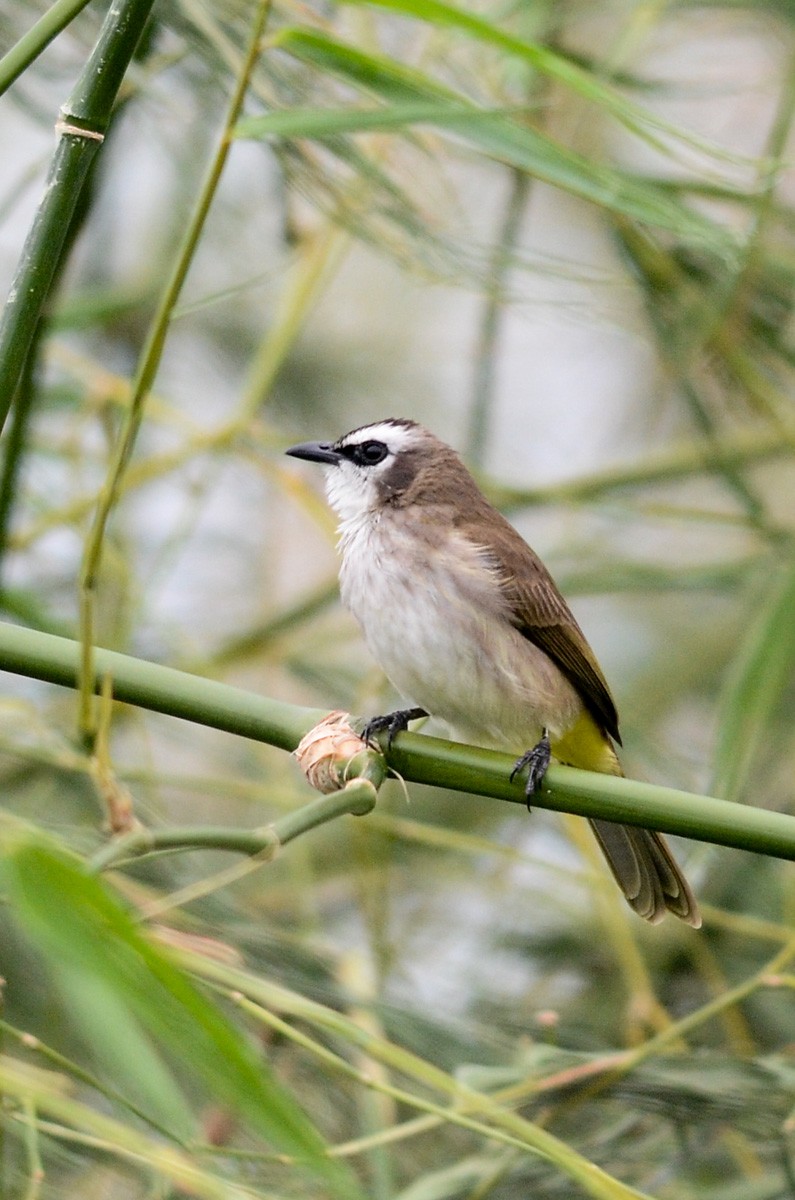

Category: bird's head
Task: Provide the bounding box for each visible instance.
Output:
[286,418,456,521]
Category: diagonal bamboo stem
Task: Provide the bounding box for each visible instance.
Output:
[77,0,273,744]
[0,0,96,96]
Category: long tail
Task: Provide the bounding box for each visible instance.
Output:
[553,716,701,927]
[589,819,701,926]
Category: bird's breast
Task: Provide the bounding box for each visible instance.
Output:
[337,513,583,749]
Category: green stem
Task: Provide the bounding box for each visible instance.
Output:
[467,168,530,468]
[0,347,37,578]
[77,0,273,743]
[0,137,98,435]
[489,426,794,511]
[90,779,381,871]
[1,620,794,859]
[0,0,96,96]
[0,104,102,583]
[384,735,795,858]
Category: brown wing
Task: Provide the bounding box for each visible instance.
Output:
[460,509,621,744]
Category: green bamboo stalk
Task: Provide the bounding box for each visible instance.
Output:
[0,0,96,96]
[0,0,156,434]
[77,0,273,744]
[1,619,794,859]
[0,344,37,575]
[384,735,795,858]
[0,120,102,586]
[0,620,321,751]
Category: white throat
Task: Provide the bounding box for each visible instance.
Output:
[323,462,380,534]
[322,420,419,530]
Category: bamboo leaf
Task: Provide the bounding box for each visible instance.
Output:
[237,100,474,139]
[713,560,795,805]
[260,30,735,253]
[336,0,754,170]
[0,828,363,1199]
[44,964,196,1141]
[274,26,458,104]
[336,0,698,153]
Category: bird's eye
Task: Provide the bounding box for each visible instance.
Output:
[357,440,388,466]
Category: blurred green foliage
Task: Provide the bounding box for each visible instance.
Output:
[0,0,794,1196]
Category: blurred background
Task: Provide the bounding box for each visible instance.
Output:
[1,0,795,1196]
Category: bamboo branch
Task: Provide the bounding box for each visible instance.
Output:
[0,620,794,859]
[90,779,381,871]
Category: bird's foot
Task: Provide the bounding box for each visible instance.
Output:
[361,707,428,750]
[510,730,551,811]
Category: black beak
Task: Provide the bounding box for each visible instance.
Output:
[285,440,341,465]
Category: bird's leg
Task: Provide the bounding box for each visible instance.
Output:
[511,729,551,810]
[361,707,428,749]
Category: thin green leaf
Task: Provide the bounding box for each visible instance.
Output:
[261,30,735,253]
[45,964,195,1141]
[713,560,795,804]
[337,0,753,166]
[237,101,473,139]
[0,827,363,1199]
[274,26,457,104]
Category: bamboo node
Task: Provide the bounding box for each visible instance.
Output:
[55,115,105,142]
[295,710,370,793]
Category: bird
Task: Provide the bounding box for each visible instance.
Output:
[286,418,700,927]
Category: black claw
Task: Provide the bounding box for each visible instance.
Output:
[361,707,428,750]
[511,731,551,810]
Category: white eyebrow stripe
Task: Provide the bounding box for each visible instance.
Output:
[339,421,419,453]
